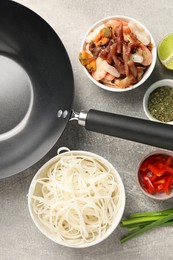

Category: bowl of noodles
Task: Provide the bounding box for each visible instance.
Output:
[79,16,156,92]
[28,148,125,248]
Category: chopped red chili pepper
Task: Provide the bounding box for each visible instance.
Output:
[138,153,173,196]
[154,184,164,192]
[140,155,157,171]
[154,178,165,184]
[148,174,157,182]
[139,171,156,193]
[164,156,173,166]
[163,175,173,195]
[148,164,166,176]
[166,166,173,174]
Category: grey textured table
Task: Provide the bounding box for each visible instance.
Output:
[1,0,173,259]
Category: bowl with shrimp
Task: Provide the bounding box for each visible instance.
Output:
[79,16,156,92]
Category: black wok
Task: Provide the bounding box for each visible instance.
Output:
[0,1,173,179]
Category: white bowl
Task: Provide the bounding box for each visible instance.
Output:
[80,15,157,92]
[28,150,125,248]
[143,79,173,124]
[136,150,173,200]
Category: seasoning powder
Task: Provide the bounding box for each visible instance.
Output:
[148,86,173,122]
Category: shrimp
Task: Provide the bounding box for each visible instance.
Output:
[85,24,105,43]
[130,53,143,63]
[129,44,152,66]
[103,74,137,89]
[85,43,93,56]
[140,44,152,66]
[117,75,137,89]
[123,25,138,43]
[106,19,122,34]
[128,21,151,46]
[100,60,120,77]
[137,70,144,81]
[101,73,115,86]
[123,25,131,35]
[92,57,107,81]
[92,57,120,81]
[127,60,137,78]
[102,79,119,88]
[104,73,115,81]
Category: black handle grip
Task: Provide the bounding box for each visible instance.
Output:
[85,109,173,150]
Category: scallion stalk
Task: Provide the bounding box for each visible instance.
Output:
[121,215,165,227]
[120,212,173,243]
[126,220,173,232]
[129,208,173,218]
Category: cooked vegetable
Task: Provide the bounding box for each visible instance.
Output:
[120,208,173,243]
[138,153,173,195]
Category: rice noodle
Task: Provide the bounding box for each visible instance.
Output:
[28,150,121,246]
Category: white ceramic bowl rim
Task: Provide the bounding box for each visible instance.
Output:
[81,15,157,92]
[143,79,173,125]
[28,150,126,248]
[136,150,173,200]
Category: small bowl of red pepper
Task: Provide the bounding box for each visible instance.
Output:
[137,151,173,200]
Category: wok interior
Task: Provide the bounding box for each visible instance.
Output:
[0,1,74,178]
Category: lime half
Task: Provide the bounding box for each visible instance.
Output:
[158,33,173,70]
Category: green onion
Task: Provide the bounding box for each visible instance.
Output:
[129,207,173,218]
[127,220,173,232]
[121,215,165,227]
[120,208,173,243]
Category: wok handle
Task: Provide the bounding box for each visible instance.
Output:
[80,109,173,150]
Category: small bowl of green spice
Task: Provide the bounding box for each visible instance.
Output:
[143,79,173,124]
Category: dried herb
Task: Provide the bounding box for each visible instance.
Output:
[148,86,173,122]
